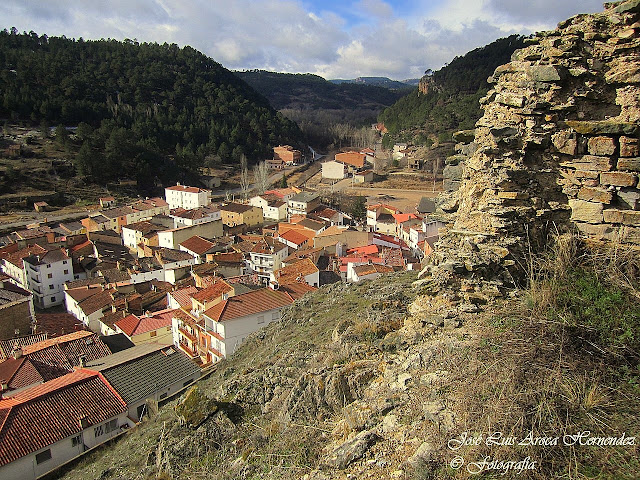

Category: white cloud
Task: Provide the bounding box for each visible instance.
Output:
[0,0,610,80]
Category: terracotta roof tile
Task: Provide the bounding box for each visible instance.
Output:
[115,309,175,337]
[203,288,295,323]
[192,281,233,304]
[280,229,313,246]
[169,286,198,309]
[0,370,127,467]
[274,258,319,285]
[179,236,216,255]
[165,185,207,194]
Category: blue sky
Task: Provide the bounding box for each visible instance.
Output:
[1,0,604,80]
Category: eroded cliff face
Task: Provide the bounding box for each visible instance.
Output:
[428,0,640,297]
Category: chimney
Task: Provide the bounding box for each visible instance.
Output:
[12,347,23,360]
[78,355,87,368]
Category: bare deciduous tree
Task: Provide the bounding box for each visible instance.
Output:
[253,160,270,195]
[240,154,250,201]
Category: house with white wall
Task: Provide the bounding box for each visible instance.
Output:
[246,237,289,282]
[22,249,75,309]
[201,287,304,360]
[170,205,221,228]
[164,184,210,210]
[0,370,132,480]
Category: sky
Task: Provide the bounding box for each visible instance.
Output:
[2,0,605,80]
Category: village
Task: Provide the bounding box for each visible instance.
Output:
[0,142,446,479]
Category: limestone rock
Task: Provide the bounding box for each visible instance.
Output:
[322,430,378,469]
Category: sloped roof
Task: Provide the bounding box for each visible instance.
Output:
[335,152,366,168]
[203,288,295,323]
[169,286,199,310]
[2,244,47,269]
[0,334,48,361]
[180,236,216,255]
[0,370,127,467]
[192,281,233,304]
[21,331,111,371]
[209,252,244,265]
[296,218,325,231]
[165,185,207,193]
[274,258,319,285]
[347,244,380,256]
[85,344,200,405]
[115,309,176,337]
[280,229,313,246]
[279,282,316,299]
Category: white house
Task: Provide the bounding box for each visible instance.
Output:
[247,237,289,281]
[157,221,223,250]
[121,221,163,251]
[23,249,75,309]
[322,160,347,180]
[347,263,394,282]
[164,184,210,210]
[0,370,133,480]
[201,287,301,359]
[287,192,320,218]
[249,195,288,222]
[170,206,221,228]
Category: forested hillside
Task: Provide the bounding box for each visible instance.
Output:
[0,29,302,185]
[236,70,408,146]
[378,35,527,146]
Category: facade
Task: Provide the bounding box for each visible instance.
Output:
[353,170,374,183]
[121,221,163,251]
[273,145,301,165]
[0,282,35,340]
[287,192,321,218]
[164,185,210,210]
[322,160,347,180]
[201,288,302,360]
[249,195,287,222]
[23,249,75,309]
[247,237,289,281]
[0,370,132,480]
[220,203,264,228]
[157,221,223,250]
[170,206,221,228]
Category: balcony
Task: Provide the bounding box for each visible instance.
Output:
[178,327,197,343]
[178,341,197,358]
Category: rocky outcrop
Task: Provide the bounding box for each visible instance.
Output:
[429,0,640,292]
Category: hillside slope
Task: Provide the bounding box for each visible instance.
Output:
[54,257,639,480]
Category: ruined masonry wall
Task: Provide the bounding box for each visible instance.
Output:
[427,0,640,296]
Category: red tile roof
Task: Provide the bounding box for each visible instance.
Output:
[169,286,198,310]
[179,235,216,255]
[280,229,312,246]
[274,258,319,285]
[191,281,233,304]
[203,288,295,323]
[20,331,112,372]
[353,264,395,276]
[335,152,366,168]
[3,244,47,269]
[279,283,316,300]
[392,213,419,224]
[166,185,207,193]
[0,370,127,467]
[347,244,380,256]
[115,309,176,337]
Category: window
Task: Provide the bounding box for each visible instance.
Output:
[257,315,264,324]
[47,273,53,279]
[72,435,82,447]
[159,392,168,400]
[62,260,68,264]
[50,296,56,302]
[272,312,280,321]
[150,331,157,337]
[49,284,54,290]
[104,419,118,434]
[46,264,51,268]
[64,269,69,274]
[94,425,104,437]
[35,449,52,464]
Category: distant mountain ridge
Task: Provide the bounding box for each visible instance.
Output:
[329,76,418,90]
